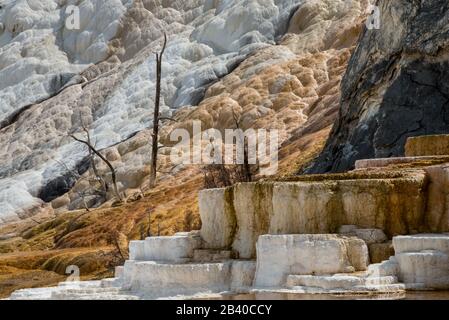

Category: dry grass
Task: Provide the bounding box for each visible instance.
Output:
[0,266,65,298]
[0,169,205,298]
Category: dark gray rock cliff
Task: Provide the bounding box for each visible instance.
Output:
[307,0,449,173]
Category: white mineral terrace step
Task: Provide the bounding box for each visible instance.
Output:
[396,251,449,290]
[51,292,140,300]
[355,156,449,169]
[392,234,449,290]
[10,287,140,301]
[50,287,140,300]
[57,280,103,289]
[286,274,405,294]
[101,278,123,288]
[287,274,364,289]
[7,259,256,300]
[8,287,63,300]
[393,234,449,254]
[8,281,124,300]
[123,261,233,297]
[11,233,449,299]
[129,232,202,262]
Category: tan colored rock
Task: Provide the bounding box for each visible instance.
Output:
[424,164,449,232]
[337,177,426,236]
[405,135,449,157]
[355,156,449,170]
[232,183,273,259]
[117,132,150,156]
[104,148,121,162]
[272,181,340,235]
[116,166,151,190]
[342,227,388,245]
[369,242,395,264]
[271,173,426,237]
[51,194,71,210]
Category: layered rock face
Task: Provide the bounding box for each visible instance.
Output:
[200,170,428,259]
[308,0,449,173]
[0,0,131,123]
[199,134,449,259]
[0,0,369,223]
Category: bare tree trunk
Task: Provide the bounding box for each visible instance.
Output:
[87,143,109,199]
[70,135,122,202]
[231,108,253,182]
[78,114,109,197]
[149,34,167,189]
[243,138,252,182]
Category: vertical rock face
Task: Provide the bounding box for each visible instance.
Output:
[307,0,449,173]
[199,188,236,249]
[198,171,429,259]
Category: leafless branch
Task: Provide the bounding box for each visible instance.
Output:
[70,134,122,202]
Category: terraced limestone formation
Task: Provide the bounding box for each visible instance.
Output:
[7,134,449,299]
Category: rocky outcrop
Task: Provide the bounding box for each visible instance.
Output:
[199,170,428,258]
[198,188,236,249]
[307,0,449,173]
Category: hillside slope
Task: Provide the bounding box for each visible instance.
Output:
[0,0,367,223]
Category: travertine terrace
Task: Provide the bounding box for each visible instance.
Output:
[8,134,449,299]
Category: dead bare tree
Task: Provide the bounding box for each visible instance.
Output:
[202,109,260,189]
[231,108,255,182]
[149,33,168,189]
[202,164,235,189]
[79,117,109,195]
[111,230,128,264]
[70,121,122,202]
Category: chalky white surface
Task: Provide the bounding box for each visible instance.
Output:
[0,0,303,222]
